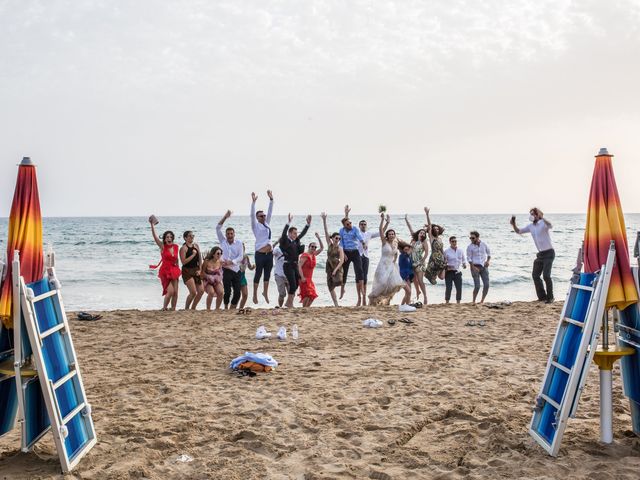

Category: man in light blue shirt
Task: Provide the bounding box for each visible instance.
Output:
[339,212,366,305]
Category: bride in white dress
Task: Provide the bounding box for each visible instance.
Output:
[368,213,412,306]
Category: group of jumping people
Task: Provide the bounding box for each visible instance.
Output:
[150,191,554,311]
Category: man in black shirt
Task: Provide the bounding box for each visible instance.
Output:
[279,213,312,307]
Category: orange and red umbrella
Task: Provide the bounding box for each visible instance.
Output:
[583,148,638,310]
[0,158,44,329]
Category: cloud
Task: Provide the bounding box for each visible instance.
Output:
[0,0,616,95]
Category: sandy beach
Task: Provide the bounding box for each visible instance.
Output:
[1,301,640,479]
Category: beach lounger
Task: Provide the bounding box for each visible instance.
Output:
[529,242,615,456]
[617,267,640,435]
[18,262,97,473]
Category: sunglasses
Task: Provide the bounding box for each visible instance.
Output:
[469,237,477,241]
[309,245,317,249]
[257,214,266,217]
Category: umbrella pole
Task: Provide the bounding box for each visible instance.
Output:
[602,309,609,350]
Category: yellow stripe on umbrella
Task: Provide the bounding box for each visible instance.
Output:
[583,148,638,310]
[0,158,44,329]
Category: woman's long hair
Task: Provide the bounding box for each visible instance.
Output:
[412,229,427,242]
[162,231,175,244]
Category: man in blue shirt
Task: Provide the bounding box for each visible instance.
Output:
[339,215,366,305]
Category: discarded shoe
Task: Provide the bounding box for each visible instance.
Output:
[255,325,271,340]
[399,304,416,313]
[277,326,287,341]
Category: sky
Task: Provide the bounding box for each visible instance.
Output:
[1,0,640,217]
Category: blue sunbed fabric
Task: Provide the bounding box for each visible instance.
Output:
[618,303,640,434]
[24,377,50,447]
[0,324,17,437]
[230,352,278,370]
[536,273,595,443]
[28,278,89,462]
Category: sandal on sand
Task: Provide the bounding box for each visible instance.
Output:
[412,301,423,309]
[478,320,486,327]
[388,319,397,325]
[465,320,476,326]
[398,317,415,324]
[77,312,102,321]
[237,308,252,315]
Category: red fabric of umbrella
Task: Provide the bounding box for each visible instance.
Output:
[583,148,638,310]
[0,158,44,329]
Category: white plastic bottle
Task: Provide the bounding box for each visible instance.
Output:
[292,324,299,341]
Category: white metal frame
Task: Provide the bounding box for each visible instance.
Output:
[529,241,615,456]
[19,263,96,473]
[12,251,51,451]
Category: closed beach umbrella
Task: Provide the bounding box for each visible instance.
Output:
[583,148,638,310]
[0,158,44,329]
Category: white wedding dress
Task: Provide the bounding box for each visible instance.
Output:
[368,241,405,305]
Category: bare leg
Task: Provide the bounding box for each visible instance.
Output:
[339,285,345,299]
[402,283,411,304]
[262,281,270,303]
[286,293,295,308]
[356,280,364,306]
[416,271,427,304]
[240,284,249,309]
[329,289,339,307]
[362,282,368,306]
[215,284,224,309]
[169,280,179,310]
[438,269,445,280]
[192,283,204,309]
[184,278,196,309]
[278,295,285,307]
[162,289,172,310]
[252,282,260,304]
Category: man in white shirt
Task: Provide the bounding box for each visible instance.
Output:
[216,210,244,309]
[444,236,467,304]
[466,231,491,304]
[355,216,380,305]
[511,207,555,303]
[272,243,288,308]
[251,190,274,305]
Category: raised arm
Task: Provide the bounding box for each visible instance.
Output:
[314,232,324,256]
[266,190,274,223]
[344,204,351,218]
[321,212,331,243]
[424,207,434,242]
[379,213,386,244]
[250,193,258,232]
[149,218,163,249]
[404,214,415,237]
[510,215,521,234]
[217,210,231,243]
[279,213,292,248]
[298,215,312,240]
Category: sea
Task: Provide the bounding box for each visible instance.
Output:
[1,214,639,311]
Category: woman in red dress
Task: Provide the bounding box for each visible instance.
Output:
[298,233,324,307]
[149,217,181,310]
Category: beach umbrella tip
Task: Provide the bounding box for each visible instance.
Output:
[20,157,35,166]
[596,147,613,157]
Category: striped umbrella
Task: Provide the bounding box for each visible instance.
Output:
[0,158,44,329]
[583,148,638,310]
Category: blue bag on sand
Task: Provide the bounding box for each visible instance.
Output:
[230,352,278,370]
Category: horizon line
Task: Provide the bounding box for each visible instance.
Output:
[2,212,640,220]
